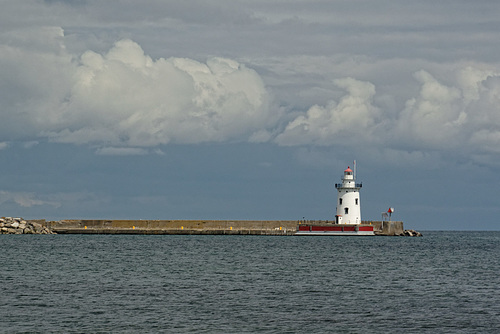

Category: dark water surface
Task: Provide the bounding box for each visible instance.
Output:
[1,232,499,333]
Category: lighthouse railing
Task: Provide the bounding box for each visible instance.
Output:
[335,183,362,189]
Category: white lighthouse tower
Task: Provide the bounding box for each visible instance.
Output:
[335,162,362,224]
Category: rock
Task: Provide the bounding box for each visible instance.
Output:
[0,217,55,234]
[402,229,423,237]
[32,223,43,233]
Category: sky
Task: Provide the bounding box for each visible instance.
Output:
[1,0,500,230]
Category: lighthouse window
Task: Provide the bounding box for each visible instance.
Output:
[355,198,359,205]
[344,208,349,214]
[339,198,342,205]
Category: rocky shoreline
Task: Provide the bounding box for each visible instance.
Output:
[0,217,55,234]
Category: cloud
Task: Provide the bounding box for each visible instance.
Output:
[51,39,277,146]
[66,39,277,146]
[95,147,148,156]
[396,70,465,150]
[0,190,61,208]
[275,77,382,146]
[23,141,39,149]
[1,29,276,147]
[43,0,86,6]
[396,68,500,158]
[0,142,8,150]
[2,24,500,166]
[275,66,500,163]
[0,26,73,138]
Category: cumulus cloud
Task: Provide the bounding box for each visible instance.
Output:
[397,68,500,156]
[2,25,500,165]
[0,28,277,147]
[55,39,277,146]
[396,70,465,150]
[275,77,382,146]
[276,65,500,164]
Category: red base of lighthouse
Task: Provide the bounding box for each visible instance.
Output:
[295,224,374,236]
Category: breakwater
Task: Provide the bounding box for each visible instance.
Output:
[46,219,299,235]
[34,219,413,236]
[1,217,55,234]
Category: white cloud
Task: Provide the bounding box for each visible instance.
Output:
[55,38,275,146]
[396,68,500,158]
[1,29,276,147]
[275,77,382,146]
[0,190,61,208]
[2,24,500,166]
[275,66,500,165]
[396,70,464,150]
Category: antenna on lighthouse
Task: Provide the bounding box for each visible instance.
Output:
[353,160,356,179]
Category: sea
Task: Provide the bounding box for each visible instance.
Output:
[1,231,499,333]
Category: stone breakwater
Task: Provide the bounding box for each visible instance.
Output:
[403,229,423,237]
[1,218,421,236]
[0,217,55,234]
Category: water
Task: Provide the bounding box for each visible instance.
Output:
[1,232,499,333]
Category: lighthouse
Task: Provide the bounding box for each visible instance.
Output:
[335,163,362,224]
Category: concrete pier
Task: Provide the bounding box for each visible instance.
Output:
[36,219,406,236]
[364,221,405,236]
[45,219,299,235]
